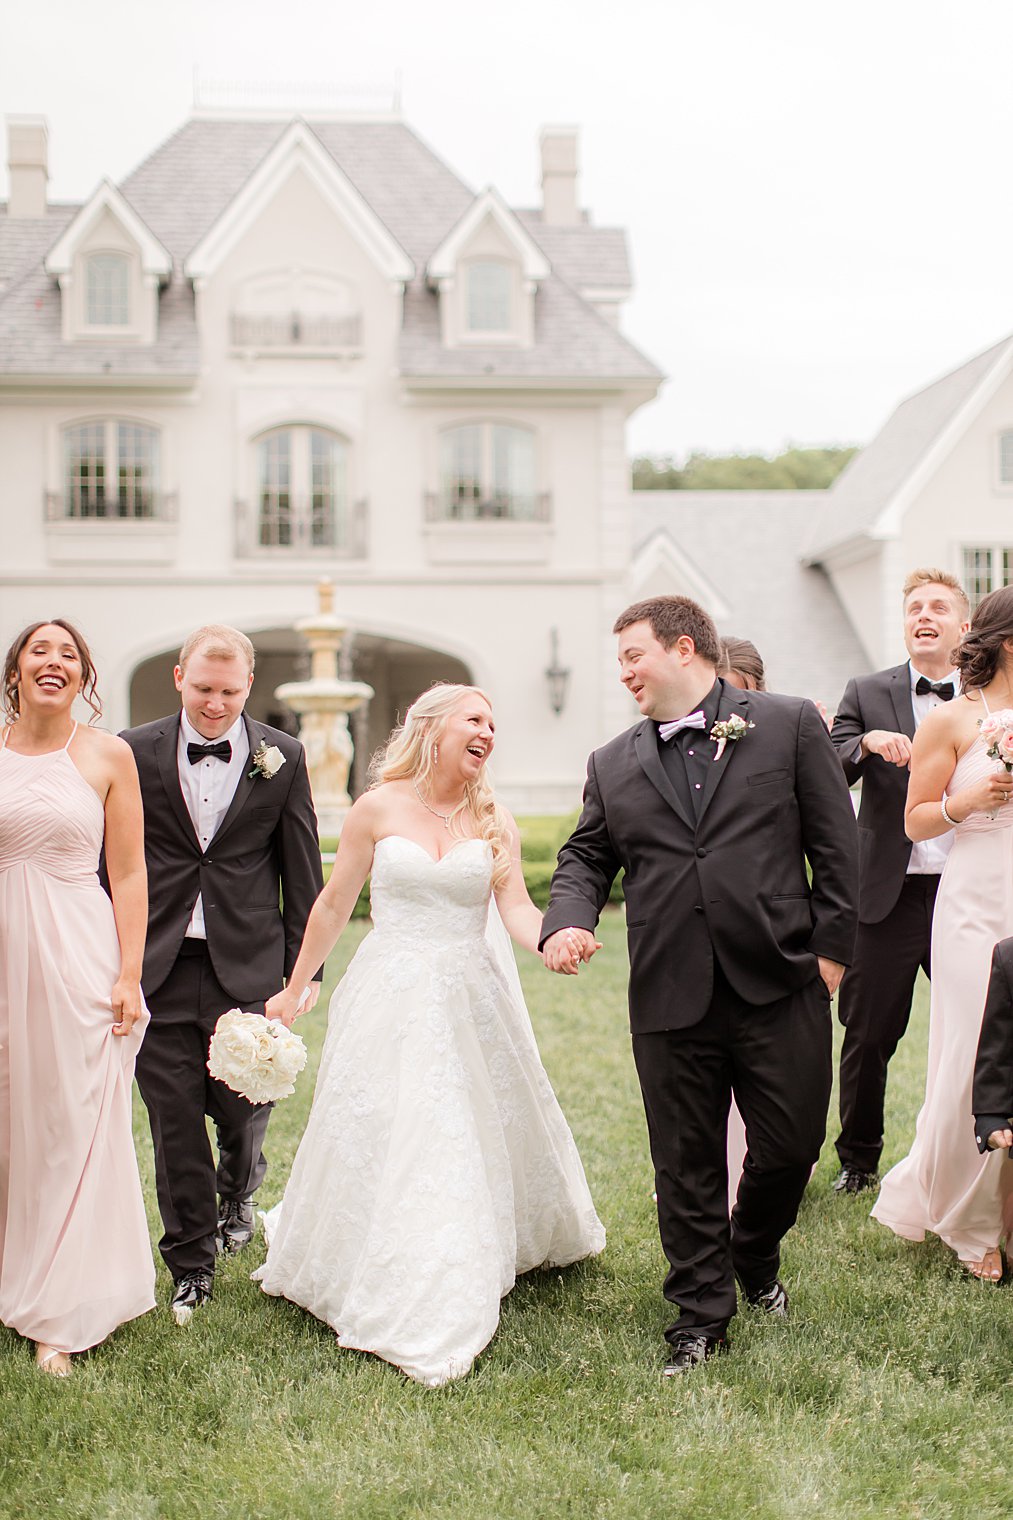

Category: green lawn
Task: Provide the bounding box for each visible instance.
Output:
[3,913,1012,1519]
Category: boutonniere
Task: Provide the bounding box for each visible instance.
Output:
[709,714,755,762]
[249,740,286,781]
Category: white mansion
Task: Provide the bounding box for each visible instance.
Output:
[3,108,1012,808]
[0,110,664,810]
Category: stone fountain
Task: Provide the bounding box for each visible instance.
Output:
[274,580,373,836]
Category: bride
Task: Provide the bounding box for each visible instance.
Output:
[254,683,605,1384]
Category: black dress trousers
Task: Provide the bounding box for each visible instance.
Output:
[633,962,832,1339]
[134,940,272,1279]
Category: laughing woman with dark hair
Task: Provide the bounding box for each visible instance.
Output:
[0,620,154,1376]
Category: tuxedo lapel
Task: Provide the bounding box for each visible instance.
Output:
[696,684,750,826]
[888,664,916,739]
[155,716,201,849]
[209,714,262,848]
[633,722,694,830]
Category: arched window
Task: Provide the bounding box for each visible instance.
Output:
[62,420,159,518]
[437,423,538,520]
[465,261,512,332]
[85,252,130,326]
[256,426,349,550]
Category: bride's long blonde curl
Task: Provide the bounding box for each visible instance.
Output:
[370,683,512,890]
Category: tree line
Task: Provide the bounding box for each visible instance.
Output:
[632,445,857,491]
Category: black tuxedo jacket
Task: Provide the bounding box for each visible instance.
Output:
[540,683,859,1034]
[973,936,1013,1150]
[121,713,323,1003]
[831,663,918,924]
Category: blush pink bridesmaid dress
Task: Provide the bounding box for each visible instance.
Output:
[872,709,1013,1264]
[0,724,155,1354]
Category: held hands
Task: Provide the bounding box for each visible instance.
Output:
[862,730,913,767]
[987,1127,1013,1150]
[542,927,602,976]
[110,977,143,1036]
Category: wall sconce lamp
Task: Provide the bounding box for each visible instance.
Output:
[545,628,570,716]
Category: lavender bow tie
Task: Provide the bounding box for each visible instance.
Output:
[658,712,706,742]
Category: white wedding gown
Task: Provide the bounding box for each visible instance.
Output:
[253,836,605,1385]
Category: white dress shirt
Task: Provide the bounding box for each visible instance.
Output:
[177,711,251,939]
[907,661,958,876]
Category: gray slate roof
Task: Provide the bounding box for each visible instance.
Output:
[634,490,870,708]
[806,335,1013,559]
[0,115,659,385]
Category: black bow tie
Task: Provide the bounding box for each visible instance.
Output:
[914,677,955,701]
[186,740,232,765]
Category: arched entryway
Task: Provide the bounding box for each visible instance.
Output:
[128,628,472,799]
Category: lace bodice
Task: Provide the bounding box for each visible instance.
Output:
[368,835,493,943]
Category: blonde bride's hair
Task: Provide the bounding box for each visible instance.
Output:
[370,682,512,889]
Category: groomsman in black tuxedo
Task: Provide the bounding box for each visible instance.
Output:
[541,596,858,1372]
[830,570,969,1194]
[121,625,322,1324]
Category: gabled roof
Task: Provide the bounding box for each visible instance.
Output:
[0,113,660,387]
[44,179,172,279]
[806,335,1013,561]
[184,120,414,283]
[427,187,550,284]
[516,213,631,293]
[400,272,662,385]
[634,490,869,705]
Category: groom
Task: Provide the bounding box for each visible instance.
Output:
[541,596,859,1372]
[122,624,323,1325]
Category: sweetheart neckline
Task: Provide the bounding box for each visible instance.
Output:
[373,834,490,868]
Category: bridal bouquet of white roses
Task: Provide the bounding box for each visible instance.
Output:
[207,1009,308,1104]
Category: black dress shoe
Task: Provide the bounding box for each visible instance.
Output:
[662,1333,727,1375]
[742,1278,789,1317]
[216,1197,255,1255]
[170,1269,214,1326]
[832,1166,879,1195]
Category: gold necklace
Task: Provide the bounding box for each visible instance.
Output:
[413,777,454,830]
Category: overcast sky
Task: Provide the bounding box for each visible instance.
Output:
[4,0,1012,457]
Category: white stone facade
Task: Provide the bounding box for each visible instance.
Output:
[0,111,660,811]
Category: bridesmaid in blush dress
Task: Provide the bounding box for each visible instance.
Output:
[872,586,1013,1279]
[0,620,154,1376]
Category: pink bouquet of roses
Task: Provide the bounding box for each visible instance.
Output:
[979,710,1013,771]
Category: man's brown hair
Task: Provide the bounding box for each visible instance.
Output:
[613,596,721,665]
[902,568,969,617]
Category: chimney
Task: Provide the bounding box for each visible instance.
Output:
[539,125,579,227]
[7,116,48,219]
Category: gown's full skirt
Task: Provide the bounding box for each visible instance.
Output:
[872,739,1013,1260]
[0,745,155,1352]
[254,836,604,1384]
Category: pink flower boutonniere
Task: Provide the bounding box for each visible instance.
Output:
[709,714,755,762]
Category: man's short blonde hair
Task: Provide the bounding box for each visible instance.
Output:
[902,568,969,618]
[178,624,255,673]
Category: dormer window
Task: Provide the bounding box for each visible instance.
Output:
[465,261,512,333]
[85,252,130,326]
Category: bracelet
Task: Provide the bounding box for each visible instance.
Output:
[940,796,960,827]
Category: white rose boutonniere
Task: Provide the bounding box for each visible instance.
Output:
[709,714,755,762]
[249,740,286,781]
